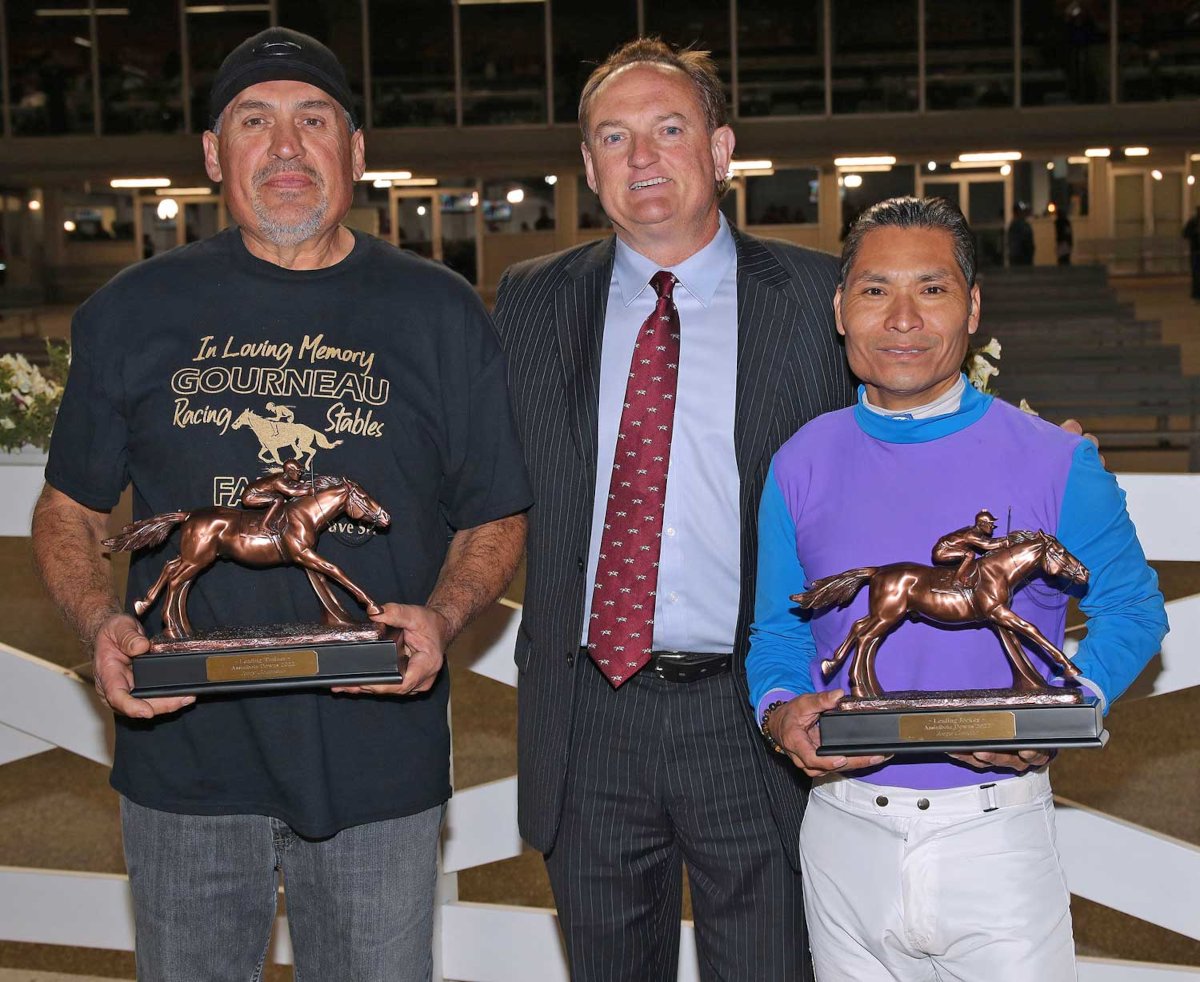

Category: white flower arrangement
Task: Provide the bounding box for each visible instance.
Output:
[0,343,70,452]
[963,336,1038,415]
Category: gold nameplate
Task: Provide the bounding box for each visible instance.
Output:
[206,649,320,683]
[898,710,1017,742]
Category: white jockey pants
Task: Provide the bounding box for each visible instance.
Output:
[800,769,1077,982]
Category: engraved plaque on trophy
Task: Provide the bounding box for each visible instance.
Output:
[103,465,408,697]
[792,511,1107,756]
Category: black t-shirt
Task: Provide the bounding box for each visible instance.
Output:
[47,227,532,836]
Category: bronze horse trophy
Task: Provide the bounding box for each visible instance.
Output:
[104,474,390,640]
[794,528,1089,701]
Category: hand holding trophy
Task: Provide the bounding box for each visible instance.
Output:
[793,510,1107,756]
[103,463,408,697]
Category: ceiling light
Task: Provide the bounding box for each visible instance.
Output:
[1067,156,1090,164]
[156,198,179,221]
[1084,148,1111,158]
[391,178,438,187]
[507,188,525,204]
[1047,202,1057,213]
[469,191,480,207]
[949,161,1006,170]
[1123,147,1150,157]
[1188,175,1196,186]
[834,156,896,168]
[1151,169,1163,181]
[927,161,937,172]
[1046,161,1056,170]
[841,164,891,173]
[372,179,392,189]
[28,200,41,211]
[111,177,170,189]
[1000,164,1012,176]
[416,205,427,216]
[842,174,864,189]
[361,170,412,182]
[958,151,1021,162]
[63,220,76,232]
[729,159,774,171]
[544,175,558,185]
[155,187,212,196]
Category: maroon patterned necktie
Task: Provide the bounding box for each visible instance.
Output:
[587,270,681,688]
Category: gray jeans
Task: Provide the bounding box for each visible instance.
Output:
[121,796,444,982]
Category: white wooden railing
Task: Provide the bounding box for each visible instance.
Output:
[1,459,1197,980]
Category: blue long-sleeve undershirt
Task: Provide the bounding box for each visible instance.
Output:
[748,424,1168,722]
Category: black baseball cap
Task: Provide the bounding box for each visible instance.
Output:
[208,27,357,130]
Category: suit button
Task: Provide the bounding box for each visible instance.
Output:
[576,557,585,573]
[917,798,930,810]
[875,795,889,807]
[566,651,576,667]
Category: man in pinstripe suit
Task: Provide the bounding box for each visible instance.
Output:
[493,39,855,980]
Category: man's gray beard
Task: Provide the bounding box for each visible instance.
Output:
[251,194,329,247]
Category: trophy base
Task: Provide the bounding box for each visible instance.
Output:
[130,622,407,698]
[816,688,1108,756]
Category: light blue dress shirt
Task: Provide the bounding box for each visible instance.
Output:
[581,215,741,652]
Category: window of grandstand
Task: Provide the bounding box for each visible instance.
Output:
[831,0,919,114]
[8,1,96,136]
[461,2,548,125]
[482,178,554,234]
[744,168,820,226]
[1118,0,1200,103]
[98,0,183,134]
[925,0,1015,111]
[736,0,824,118]
[370,0,455,127]
[553,0,637,123]
[1020,0,1111,107]
[577,175,612,233]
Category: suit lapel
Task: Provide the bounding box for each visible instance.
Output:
[733,229,806,497]
[552,237,615,485]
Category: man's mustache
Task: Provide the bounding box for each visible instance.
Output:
[253,163,324,189]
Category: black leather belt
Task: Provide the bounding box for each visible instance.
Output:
[582,648,732,683]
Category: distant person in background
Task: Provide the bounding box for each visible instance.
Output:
[1183,205,1200,300]
[1055,209,1073,266]
[1008,203,1035,266]
[534,206,554,230]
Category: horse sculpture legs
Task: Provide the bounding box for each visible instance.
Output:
[993,625,1051,691]
[989,606,1081,681]
[290,546,383,618]
[304,569,359,624]
[822,612,892,699]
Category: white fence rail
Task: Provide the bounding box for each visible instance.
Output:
[1,467,1197,979]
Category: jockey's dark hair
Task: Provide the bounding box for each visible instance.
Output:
[839,196,977,290]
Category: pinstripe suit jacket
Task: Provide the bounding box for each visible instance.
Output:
[493,228,856,869]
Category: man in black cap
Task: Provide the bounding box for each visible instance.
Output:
[32,28,531,981]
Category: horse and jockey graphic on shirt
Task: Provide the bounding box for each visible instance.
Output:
[232,406,343,469]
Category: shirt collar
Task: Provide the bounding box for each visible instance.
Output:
[613,212,737,308]
[854,374,994,444]
[862,374,966,419]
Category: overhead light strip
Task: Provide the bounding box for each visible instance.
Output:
[834,155,896,167]
[111,178,171,189]
[361,171,413,182]
[958,151,1021,162]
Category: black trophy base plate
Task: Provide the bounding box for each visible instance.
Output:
[130,622,406,698]
[816,689,1108,756]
